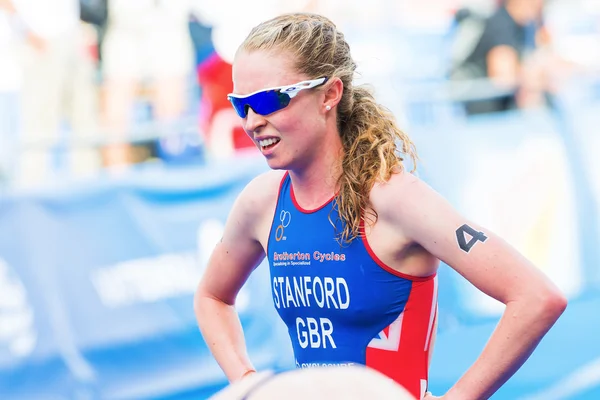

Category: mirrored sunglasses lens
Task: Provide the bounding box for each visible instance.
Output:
[229,91,291,118]
[252,91,290,115]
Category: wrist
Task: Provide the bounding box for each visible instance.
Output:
[444,386,473,400]
[241,369,257,379]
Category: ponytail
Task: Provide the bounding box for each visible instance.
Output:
[335,86,417,244]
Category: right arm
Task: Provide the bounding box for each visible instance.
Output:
[482,13,522,88]
[194,171,283,382]
[487,45,520,87]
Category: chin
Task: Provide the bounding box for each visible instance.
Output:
[265,160,288,171]
[264,156,291,171]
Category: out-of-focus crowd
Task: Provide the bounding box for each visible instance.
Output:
[0,0,597,190]
[0,0,236,189]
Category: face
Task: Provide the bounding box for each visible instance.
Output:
[231,50,329,171]
[528,0,544,20]
[514,0,544,22]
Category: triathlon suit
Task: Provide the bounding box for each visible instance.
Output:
[267,173,438,399]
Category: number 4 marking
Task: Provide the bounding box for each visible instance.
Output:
[455,224,488,253]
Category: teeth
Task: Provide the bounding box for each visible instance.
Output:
[258,138,280,147]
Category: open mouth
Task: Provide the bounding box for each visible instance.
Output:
[258,138,281,151]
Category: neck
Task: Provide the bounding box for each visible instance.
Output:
[288,128,343,209]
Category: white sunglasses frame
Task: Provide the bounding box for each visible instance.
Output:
[227,77,328,100]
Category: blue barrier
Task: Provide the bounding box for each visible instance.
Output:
[410,105,600,398]
[548,81,600,291]
[429,292,600,399]
[411,109,585,323]
[0,157,291,399]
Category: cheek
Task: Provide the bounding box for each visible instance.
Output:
[275,105,324,135]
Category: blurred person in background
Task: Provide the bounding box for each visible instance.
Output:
[189,5,255,160]
[451,0,551,115]
[101,0,194,168]
[10,0,100,187]
[79,0,108,69]
[195,12,567,400]
[196,50,256,160]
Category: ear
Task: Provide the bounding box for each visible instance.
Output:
[323,77,344,110]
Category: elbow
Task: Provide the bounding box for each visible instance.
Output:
[546,290,568,317]
[193,283,231,318]
[535,288,568,323]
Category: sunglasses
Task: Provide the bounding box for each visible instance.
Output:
[227,77,328,118]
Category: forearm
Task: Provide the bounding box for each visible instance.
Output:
[195,293,255,382]
[445,296,566,400]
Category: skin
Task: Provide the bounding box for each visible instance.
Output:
[195,48,567,399]
[235,50,345,208]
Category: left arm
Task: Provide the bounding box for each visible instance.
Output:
[388,174,567,400]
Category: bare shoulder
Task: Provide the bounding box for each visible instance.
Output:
[370,169,441,222]
[239,169,287,209]
[233,169,287,236]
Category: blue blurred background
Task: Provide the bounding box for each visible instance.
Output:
[0,0,599,399]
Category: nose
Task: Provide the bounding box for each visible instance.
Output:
[243,107,267,134]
